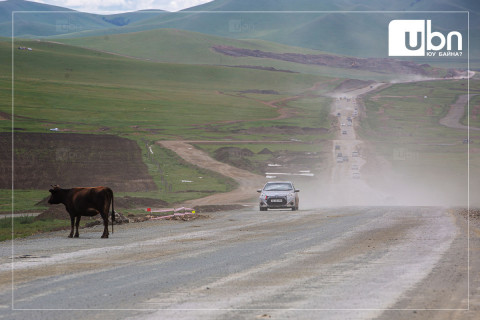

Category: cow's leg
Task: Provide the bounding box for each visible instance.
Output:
[69,215,75,238]
[74,216,81,238]
[101,212,109,239]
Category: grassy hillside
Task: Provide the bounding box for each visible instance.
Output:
[55,29,443,81]
[0,33,341,217]
[3,39,340,139]
[2,0,476,64]
[184,0,477,59]
[0,0,164,37]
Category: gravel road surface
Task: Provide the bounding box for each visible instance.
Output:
[0,206,476,320]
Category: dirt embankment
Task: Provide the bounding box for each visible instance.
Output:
[212,45,461,77]
[0,133,156,192]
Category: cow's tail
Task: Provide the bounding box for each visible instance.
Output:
[110,189,115,234]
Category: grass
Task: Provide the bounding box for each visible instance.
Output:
[360,79,471,145]
[0,216,71,241]
[2,40,341,140]
[0,189,48,214]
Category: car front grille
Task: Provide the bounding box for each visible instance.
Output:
[267,197,287,206]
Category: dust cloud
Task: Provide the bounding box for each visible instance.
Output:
[296,79,473,209]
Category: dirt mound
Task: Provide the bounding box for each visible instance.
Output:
[455,208,480,226]
[227,65,297,73]
[333,79,375,93]
[0,112,11,120]
[214,147,256,172]
[238,89,280,95]
[212,45,447,76]
[258,148,273,155]
[35,205,69,220]
[0,133,156,192]
[215,147,254,159]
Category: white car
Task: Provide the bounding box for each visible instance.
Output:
[258,181,299,211]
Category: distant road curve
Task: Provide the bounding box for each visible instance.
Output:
[439,94,480,131]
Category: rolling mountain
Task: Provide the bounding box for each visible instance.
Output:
[0,0,164,37]
[1,0,478,61]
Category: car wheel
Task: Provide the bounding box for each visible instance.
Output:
[292,201,299,211]
[260,207,267,211]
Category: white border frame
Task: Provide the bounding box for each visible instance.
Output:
[10,9,470,313]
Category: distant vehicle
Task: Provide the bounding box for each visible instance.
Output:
[351,164,359,170]
[335,145,341,150]
[352,172,361,179]
[347,117,352,121]
[352,151,359,157]
[463,138,473,144]
[258,181,299,211]
[342,130,347,135]
[337,152,342,158]
[343,156,349,162]
[336,157,344,163]
[337,112,341,117]
[341,123,346,126]
[347,122,352,127]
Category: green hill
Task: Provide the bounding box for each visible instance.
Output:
[0,0,164,37]
[55,29,454,81]
[1,38,339,138]
[56,29,382,79]
[1,0,477,62]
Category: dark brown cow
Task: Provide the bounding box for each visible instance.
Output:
[48,185,115,238]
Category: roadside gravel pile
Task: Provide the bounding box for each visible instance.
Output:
[454,207,480,227]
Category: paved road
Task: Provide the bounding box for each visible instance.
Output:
[0,206,474,320]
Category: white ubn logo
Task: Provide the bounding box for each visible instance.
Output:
[389,20,462,56]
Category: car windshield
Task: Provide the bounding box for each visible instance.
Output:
[264,183,293,191]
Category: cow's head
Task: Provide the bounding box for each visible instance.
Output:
[48,185,63,204]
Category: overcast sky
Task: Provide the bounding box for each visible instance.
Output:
[26,0,214,13]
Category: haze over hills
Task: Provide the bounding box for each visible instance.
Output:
[2,0,478,62]
[0,0,164,37]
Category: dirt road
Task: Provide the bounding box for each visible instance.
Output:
[1,206,477,320]
[157,141,264,206]
[324,83,391,205]
[440,94,480,131]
